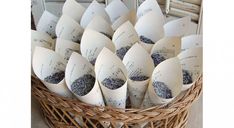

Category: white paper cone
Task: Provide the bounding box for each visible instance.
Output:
[135,11,164,52]
[56,15,84,43]
[123,44,154,108]
[80,0,111,28]
[112,10,136,31]
[177,47,203,91]
[80,29,115,65]
[105,0,129,23]
[148,57,182,105]
[62,0,85,23]
[181,34,203,51]
[33,46,72,97]
[137,0,165,23]
[36,10,59,38]
[95,48,127,128]
[150,37,181,66]
[164,16,191,37]
[31,30,55,75]
[55,38,80,62]
[86,15,114,38]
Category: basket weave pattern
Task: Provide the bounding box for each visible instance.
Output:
[31,75,202,128]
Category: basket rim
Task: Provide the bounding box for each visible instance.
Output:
[31,75,202,123]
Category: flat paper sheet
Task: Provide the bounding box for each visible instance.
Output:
[181,34,203,51]
[135,11,164,52]
[95,48,127,108]
[112,10,136,31]
[86,15,114,38]
[62,0,85,23]
[123,44,154,108]
[177,47,203,90]
[56,15,84,43]
[112,21,139,50]
[147,57,182,105]
[164,16,191,37]
[55,38,80,62]
[37,10,59,38]
[33,46,72,97]
[80,0,111,28]
[80,29,115,64]
[150,37,181,66]
[137,0,165,24]
[105,0,129,23]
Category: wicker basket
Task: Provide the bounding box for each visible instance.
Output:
[31,74,202,128]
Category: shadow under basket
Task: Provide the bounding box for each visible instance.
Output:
[31,75,202,128]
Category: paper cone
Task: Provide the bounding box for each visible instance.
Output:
[105,0,129,23]
[32,46,72,97]
[95,48,127,128]
[36,10,59,38]
[123,44,154,108]
[31,30,55,75]
[164,16,191,37]
[181,34,203,51]
[62,0,85,23]
[137,0,165,23]
[56,15,84,43]
[80,29,115,65]
[55,38,80,62]
[112,9,136,31]
[86,15,114,38]
[135,11,164,52]
[80,0,111,28]
[177,47,203,91]
[147,57,182,105]
[112,21,139,59]
[150,37,181,67]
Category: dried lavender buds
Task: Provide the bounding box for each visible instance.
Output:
[116,46,131,60]
[130,75,149,81]
[100,32,112,39]
[140,35,154,44]
[182,70,193,84]
[101,78,125,90]
[71,74,95,96]
[44,71,65,84]
[151,53,166,67]
[153,81,172,99]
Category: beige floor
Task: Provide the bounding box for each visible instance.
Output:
[31,95,202,128]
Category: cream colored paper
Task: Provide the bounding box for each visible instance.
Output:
[147,57,182,105]
[135,11,164,52]
[123,44,154,108]
[105,0,129,23]
[95,48,127,108]
[112,10,136,31]
[112,21,139,50]
[80,29,115,64]
[80,0,111,28]
[181,34,203,51]
[86,15,114,38]
[62,0,85,23]
[164,16,191,37]
[31,30,55,75]
[137,0,165,24]
[32,46,72,97]
[56,15,84,43]
[150,37,181,66]
[36,10,59,38]
[95,48,127,128]
[177,47,203,91]
[55,38,80,62]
